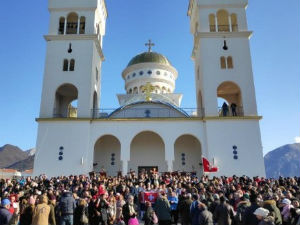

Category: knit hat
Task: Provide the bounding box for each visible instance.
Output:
[1,199,11,206]
[254,207,269,218]
[282,198,291,205]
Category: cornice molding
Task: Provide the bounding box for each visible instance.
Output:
[44,34,104,61]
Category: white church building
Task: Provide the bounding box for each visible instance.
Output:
[33,0,266,177]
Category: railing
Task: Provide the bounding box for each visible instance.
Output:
[209,25,239,32]
[91,108,205,119]
[218,106,244,117]
[218,25,230,32]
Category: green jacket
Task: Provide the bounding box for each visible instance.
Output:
[154,197,171,221]
[263,200,282,225]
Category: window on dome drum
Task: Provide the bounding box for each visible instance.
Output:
[133,87,138,94]
[139,71,143,75]
[69,59,75,71]
[63,59,68,71]
[58,17,65,34]
[132,73,136,77]
[66,12,78,34]
[127,75,130,80]
[220,57,226,69]
[129,89,132,94]
[227,56,233,69]
[209,14,216,32]
[147,70,152,75]
[79,16,85,34]
[156,71,160,75]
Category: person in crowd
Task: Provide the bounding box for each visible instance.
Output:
[263,194,282,225]
[244,192,260,225]
[123,195,138,225]
[213,196,235,225]
[73,198,89,225]
[281,198,293,225]
[19,196,35,225]
[230,103,237,116]
[58,190,76,225]
[178,193,192,225]
[154,191,171,225]
[32,195,51,225]
[0,199,13,225]
[143,201,157,225]
[198,202,214,225]
[49,194,57,225]
[254,207,275,225]
[168,191,178,225]
[96,193,109,225]
[222,102,229,116]
[190,194,201,225]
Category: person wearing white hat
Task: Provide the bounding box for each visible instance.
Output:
[253,207,275,225]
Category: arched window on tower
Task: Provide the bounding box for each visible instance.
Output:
[79,16,86,34]
[133,87,138,94]
[231,14,238,31]
[217,10,230,32]
[63,59,68,71]
[66,12,78,34]
[69,59,75,71]
[220,57,226,69]
[227,56,233,69]
[209,14,216,32]
[54,84,78,118]
[58,17,65,34]
[217,81,243,117]
[129,89,133,94]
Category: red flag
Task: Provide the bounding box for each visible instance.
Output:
[202,157,218,173]
[144,192,158,203]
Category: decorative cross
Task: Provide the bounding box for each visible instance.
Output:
[141,82,155,101]
[145,39,155,52]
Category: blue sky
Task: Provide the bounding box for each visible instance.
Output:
[0,0,299,154]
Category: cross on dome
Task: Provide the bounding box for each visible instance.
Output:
[145,39,155,52]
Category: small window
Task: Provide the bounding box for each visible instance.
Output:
[79,16,86,34]
[132,73,136,77]
[59,17,65,34]
[227,56,233,69]
[69,59,75,71]
[147,70,152,75]
[127,75,130,80]
[63,59,68,71]
[156,71,160,75]
[220,57,226,69]
[139,71,143,75]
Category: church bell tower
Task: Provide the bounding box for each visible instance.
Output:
[39,0,107,118]
[188,0,266,176]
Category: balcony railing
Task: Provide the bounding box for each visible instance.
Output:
[209,25,239,32]
[218,106,244,117]
[91,108,204,119]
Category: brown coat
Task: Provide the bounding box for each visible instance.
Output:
[32,203,51,225]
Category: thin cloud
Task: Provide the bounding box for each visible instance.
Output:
[295,136,300,143]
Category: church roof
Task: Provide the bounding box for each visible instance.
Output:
[127,52,172,67]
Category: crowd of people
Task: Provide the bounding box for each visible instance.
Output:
[0,170,300,225]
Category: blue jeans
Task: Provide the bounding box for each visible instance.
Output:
[60,215,73,225]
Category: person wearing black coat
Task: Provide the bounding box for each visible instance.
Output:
[243,194,260,225]
[213,196,235,225]
[74,199,89,225]
[95,194,109,225]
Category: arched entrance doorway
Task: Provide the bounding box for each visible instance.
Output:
[94,135,121,176]
[173,135,202,176]
[129,131,166,174]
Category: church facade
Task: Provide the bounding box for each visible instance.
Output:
[33,0,266,177]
